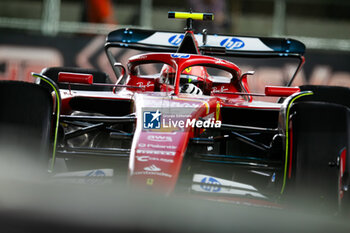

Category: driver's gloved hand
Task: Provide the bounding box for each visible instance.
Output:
[180,83,203,95]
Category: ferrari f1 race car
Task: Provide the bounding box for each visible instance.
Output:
[1,12,349,216]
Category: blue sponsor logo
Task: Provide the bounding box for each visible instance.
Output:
[220,38,245,49]
[200,176,221,192]
[271,172,276,182]
[143,110,161,129]
[85,169,106,184]
[171,53,190,59]
[86,170,106,177]
[168,34,184,46]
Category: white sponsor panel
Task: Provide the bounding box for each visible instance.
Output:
[162,118,221,128]
[136,149,176,156]
[147,135,173,142]
[138,32,273,51]
[138,143,176,150]
[136,155,174,163]
[192,174,266,198]
[139,32,183,47]
[54,169,113,177]
[193,174,257,191]
[206,35,273,51]
[53,169,113,185]
[191,184,266,199]
[134,171,172,178]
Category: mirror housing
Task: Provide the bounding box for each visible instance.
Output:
[265,86,300,97]
[58,72,93,84]
[240,71,255,81]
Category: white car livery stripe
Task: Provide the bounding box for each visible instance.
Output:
[138,32,273,51]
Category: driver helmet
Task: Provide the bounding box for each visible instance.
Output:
[180,83,203,95]
[159,65,208,95]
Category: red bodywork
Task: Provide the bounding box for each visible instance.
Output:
[59,34,283,195]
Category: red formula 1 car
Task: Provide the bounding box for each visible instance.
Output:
[1,12,349,215]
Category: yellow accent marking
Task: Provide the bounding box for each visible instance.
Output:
[184,67,192,73]
[204,102,210,114]
[216,102,220,121]
[175,12,204,20]
[146,178,154,185]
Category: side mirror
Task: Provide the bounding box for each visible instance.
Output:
[240,71,255,81]
[238,71,255,101]
[265,86,300,97]
[114,62,127,83]
[58,72,93,84]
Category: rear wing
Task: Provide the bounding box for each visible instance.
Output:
[105,28,306,87]
[106,28,305,58]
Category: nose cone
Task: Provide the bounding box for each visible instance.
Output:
[129,131,189,194]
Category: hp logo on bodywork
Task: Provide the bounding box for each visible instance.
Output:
[220,38,245,49]
[200,176,221,192]
[168,35,184,46]
[171,53,190,59]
